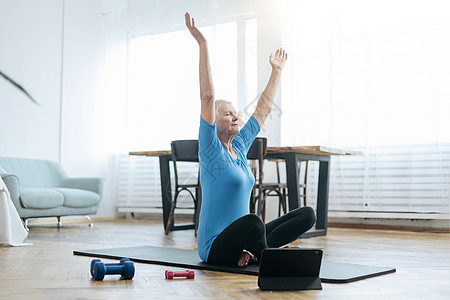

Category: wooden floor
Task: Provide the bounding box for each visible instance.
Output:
[0,219,449,300]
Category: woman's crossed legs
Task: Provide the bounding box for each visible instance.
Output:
[207,206,316,266]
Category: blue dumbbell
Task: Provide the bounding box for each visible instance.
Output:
[90,258,130,276]
[91,258,135,281]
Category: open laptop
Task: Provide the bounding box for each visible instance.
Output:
[258,248,323,291]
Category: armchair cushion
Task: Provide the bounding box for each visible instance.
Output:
[54,188,100,208]
[61,178,104,196]
[20,188,64,209]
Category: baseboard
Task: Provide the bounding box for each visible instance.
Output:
[25,216,122,225]
[328,222,450,233]
[26,214,448,233]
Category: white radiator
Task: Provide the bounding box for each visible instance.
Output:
[116,155,198,214]
[299,143,450,218]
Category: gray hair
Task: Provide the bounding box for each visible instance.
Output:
[214,99,233,119]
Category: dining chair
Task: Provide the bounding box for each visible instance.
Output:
[165,140,201,235]
[270,159,309,208]
[247,138,287,222]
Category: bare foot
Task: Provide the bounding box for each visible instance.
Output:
[237,250,256,267]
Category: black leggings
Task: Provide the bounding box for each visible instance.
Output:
[207,206,316,265]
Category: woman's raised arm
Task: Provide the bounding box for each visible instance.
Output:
[252,48,287,127]
[185,12,215,124]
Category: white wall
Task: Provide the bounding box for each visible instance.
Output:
[60,0,124,218]
[61,0,104,175]
[0,0,63,160]
[0,0,125,218]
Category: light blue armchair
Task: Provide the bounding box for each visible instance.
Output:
[0,156,104,230]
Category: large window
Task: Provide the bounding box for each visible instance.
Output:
[280,0,450,215]
[118,18,257,213]
[127,19,256,151]
[281,0,450,148]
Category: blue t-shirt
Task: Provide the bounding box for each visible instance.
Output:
[197,115,260,262]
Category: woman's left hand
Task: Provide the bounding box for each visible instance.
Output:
[185,12,206,45]
[269,48,287,71]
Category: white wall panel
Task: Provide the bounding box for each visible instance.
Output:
[0,0,63,160]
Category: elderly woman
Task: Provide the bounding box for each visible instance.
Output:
[185,12,316,267]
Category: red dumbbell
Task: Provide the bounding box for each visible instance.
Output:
[165,269,195,279]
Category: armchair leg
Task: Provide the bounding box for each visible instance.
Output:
[22,218,29,232]
[57,216,62,227]
[84,215,94,227]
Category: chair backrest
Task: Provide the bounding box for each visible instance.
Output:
[247,138,267,184]
[170,140,199,187]
[171,140,199,162]
[247,137,267,160]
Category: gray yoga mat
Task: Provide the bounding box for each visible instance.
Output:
[73,245,395,283]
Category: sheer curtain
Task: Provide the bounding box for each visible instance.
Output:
[280,0,450,217]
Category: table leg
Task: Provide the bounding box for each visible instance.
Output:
[284,153,301,211]
[159,155,172,231]
[316,160,330,233]
[302,159,330,238]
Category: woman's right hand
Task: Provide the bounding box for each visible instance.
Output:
[185,12,206,45]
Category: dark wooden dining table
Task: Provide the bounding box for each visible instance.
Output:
[130,146,361,237]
